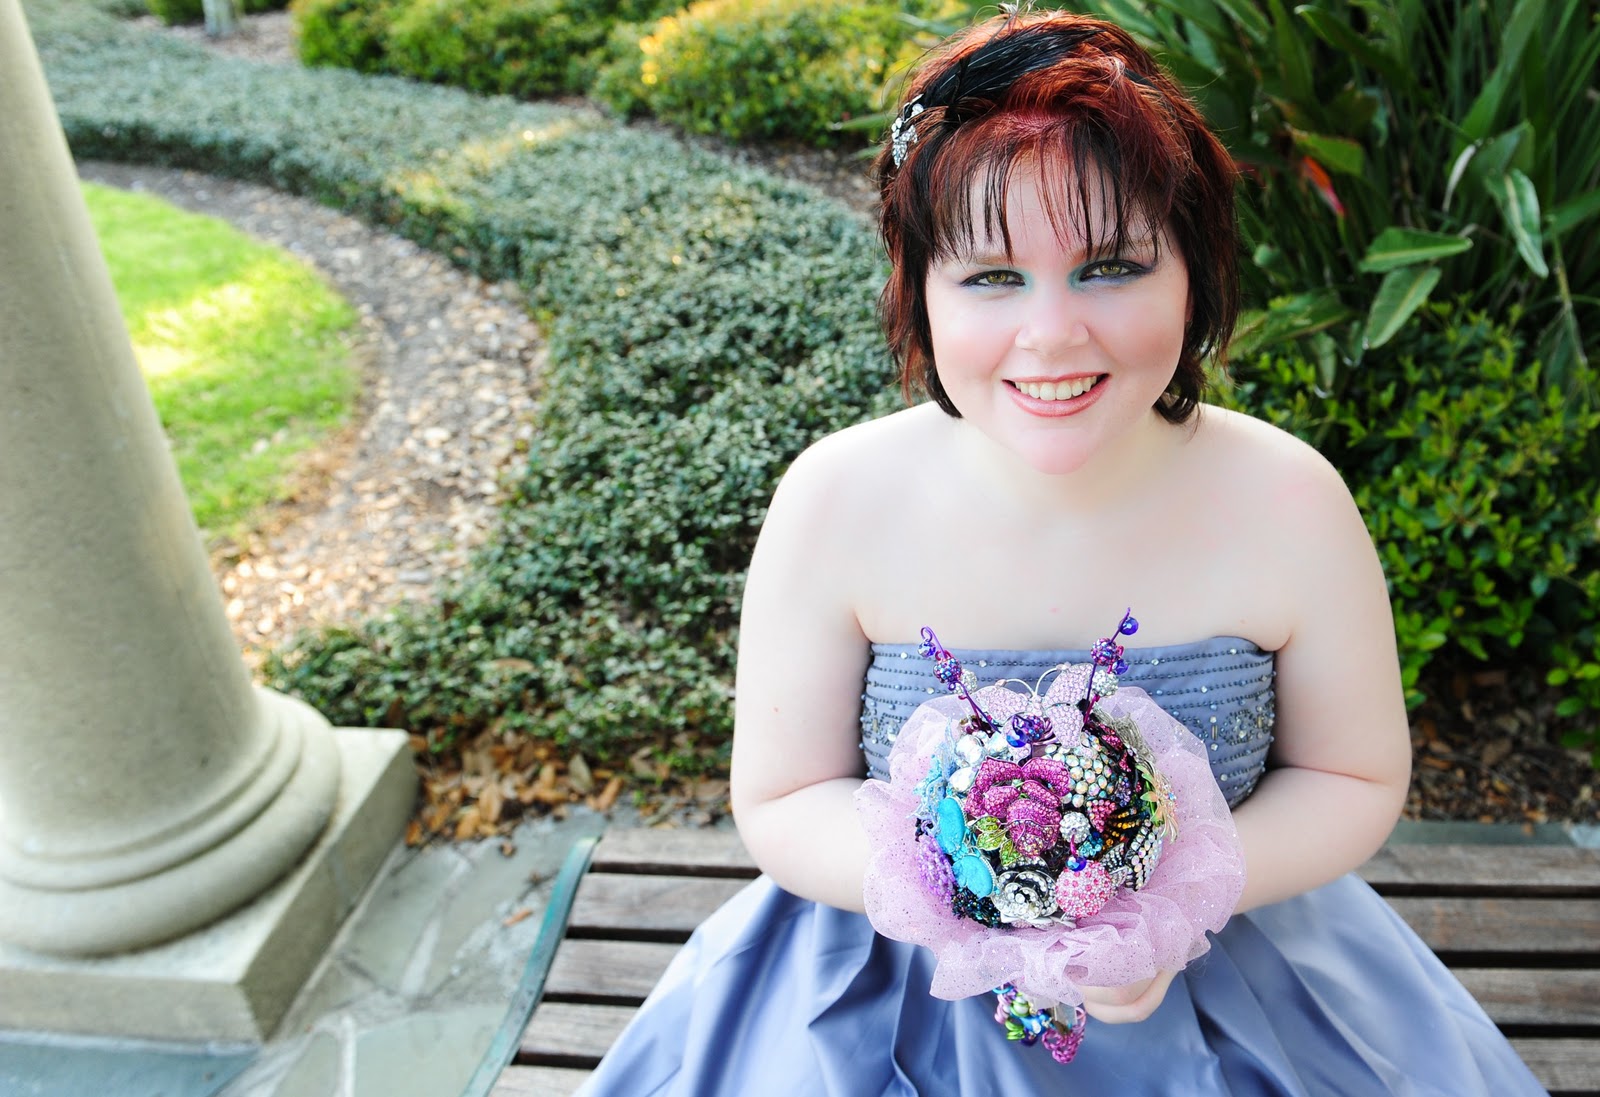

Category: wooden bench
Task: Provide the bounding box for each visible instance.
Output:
[491,830,1600,1097]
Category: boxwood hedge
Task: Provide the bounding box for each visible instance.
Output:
[28,0,1600,774]
[30,0,897,767]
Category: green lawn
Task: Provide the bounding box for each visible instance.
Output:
[84,181,361,541]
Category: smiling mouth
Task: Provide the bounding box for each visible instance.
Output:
[1010,376,1105,402]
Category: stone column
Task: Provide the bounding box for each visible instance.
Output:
[0,0,341,958]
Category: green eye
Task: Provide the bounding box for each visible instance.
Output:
[964,270,1023,287]
[1082,259,1143,280]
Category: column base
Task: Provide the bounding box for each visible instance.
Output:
[0,728,414,1043]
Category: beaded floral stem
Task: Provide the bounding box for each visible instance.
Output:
[918,627,995,733]
[1083,609,1140,707]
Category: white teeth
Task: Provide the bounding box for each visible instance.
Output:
[1017,377,1099,401]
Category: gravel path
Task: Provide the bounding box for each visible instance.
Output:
[79,161,543,667]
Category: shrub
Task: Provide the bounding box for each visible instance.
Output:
[150,0,291,26]
[291,0,397,71]
[1217,302,1600,707]
[384,0,679,98]
[595,0,919,144]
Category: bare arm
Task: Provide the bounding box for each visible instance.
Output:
[1227,444,1412,912]
[729,442,876,912]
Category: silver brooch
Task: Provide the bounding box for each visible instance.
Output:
[890,98,925,169]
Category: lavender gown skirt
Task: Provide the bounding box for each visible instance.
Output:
[576,639,1546,1096]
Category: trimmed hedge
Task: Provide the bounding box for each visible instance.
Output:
[30,0,1600,771]
[31,0,896,766]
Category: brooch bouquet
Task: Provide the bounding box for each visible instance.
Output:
[854,613,1246,1063]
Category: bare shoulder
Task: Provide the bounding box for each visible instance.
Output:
[781,403,941,486]
[1190,405,1359,532]
[1194,405,1343,486]
[766,404,943,527]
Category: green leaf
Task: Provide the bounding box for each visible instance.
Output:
[1293,5,1409,87]
[1490,168,1550,278]
[1460,0,1543,141]
[1472,123,1534,184]
[1144,0,1233,45]
[1234,289,1354,355]
[1289,129,1365,176]
[1210,0,1273,45]
[1547,186,1600,239]
[1358,228,1473,273]
[1269,0,1313,105]
[1363,266,1442,349]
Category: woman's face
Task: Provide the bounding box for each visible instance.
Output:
[923,161,1189,477]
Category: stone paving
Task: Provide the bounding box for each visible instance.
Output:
[0,808,608,1097]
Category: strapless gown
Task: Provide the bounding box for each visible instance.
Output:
[575,639,1547,1096]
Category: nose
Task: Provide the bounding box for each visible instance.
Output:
[1013,285,1089,356]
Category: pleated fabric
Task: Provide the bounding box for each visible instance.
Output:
[575,642,1547,1096]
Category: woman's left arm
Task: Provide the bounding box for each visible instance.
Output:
[1227,443,1413,913]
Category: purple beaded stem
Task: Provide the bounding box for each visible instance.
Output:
[1083,609,1138,705]
[919,627,996,732]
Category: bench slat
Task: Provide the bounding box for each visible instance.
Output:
[592,829,757,875]
[521,1003,637,1063]
[1509,1038,1600,1093]
[568,873,750,935]
[546,938,680,1000]
[1384,897,1600,954]
[1459,969,1600,1026]
[490,1065,591,1097]
[1360,846,1600,892]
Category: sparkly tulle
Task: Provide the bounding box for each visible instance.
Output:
[856,678,1246,1006]
[573,642,1548,1097]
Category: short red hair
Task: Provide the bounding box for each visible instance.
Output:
[873,11,1239,422]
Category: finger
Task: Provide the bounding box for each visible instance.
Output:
[1081,970,1176,1024]
[1079,975,1155,1009]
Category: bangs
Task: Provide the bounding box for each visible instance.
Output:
[927,115,1178,267]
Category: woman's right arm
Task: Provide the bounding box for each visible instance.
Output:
[729,443,879,912]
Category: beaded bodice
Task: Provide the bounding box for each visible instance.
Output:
[859,637,1276,807]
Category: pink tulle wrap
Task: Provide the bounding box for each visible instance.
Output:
[855,669,1246,1009]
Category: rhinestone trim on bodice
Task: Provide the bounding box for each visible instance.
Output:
[860,637,1276,807]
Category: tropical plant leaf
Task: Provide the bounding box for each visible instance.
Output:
[1491,168,1550,278]
[1290,128,1364,176]
[1293,4,1411,87]
[1363,266,1443,349]
[1234,288,1354,356]
[1144,0,1234,47]
[1548,186,1600,239]
[1460,0,1543,141]
[1208,0,1273,45]
[1269,0,1313,105]
[1358,228,1473,273]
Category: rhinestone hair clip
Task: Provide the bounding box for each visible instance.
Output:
[890,97,925,168]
